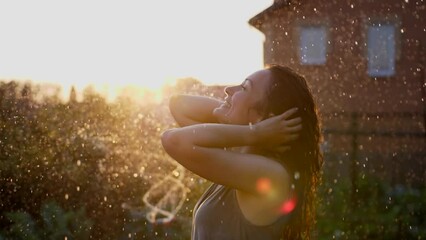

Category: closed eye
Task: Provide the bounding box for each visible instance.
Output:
[240,79,250,91]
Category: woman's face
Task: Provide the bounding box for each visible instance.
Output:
[213,69,271,125]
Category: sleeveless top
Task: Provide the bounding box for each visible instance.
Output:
[191,183,294,240]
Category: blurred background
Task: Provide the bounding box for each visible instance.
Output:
[0,0,425,239]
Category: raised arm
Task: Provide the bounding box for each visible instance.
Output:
[161,108,301,195]
[169,94,223,127]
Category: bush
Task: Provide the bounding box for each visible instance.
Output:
[0,81,200,239]
[1,81,425,239]
[317,174,426,239]
[0,201,92,240]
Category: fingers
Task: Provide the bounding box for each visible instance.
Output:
[276,145,291,153]
[287,133,299,141]
[280,107,298,119]
[287,124,302,133]
[286,117,302,126]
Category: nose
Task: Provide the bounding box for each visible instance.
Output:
[225,85,237,96]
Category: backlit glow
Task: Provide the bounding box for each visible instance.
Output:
[0,0,271,97]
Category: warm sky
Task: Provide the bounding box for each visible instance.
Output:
[0,0,272,95]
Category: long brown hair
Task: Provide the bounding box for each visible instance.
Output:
[258,65,323,239]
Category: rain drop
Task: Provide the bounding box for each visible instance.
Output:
[294,172,300,180]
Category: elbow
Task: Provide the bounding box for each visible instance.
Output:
[169,94,181,114]
[168,94,176,110]
[162,129,197,165]
[161,129,177,154]
[169,95,187,127]
[161,129,185,158]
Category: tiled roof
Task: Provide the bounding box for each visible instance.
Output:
[248,0,292,30]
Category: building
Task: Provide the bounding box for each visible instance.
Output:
[249,0,425,185]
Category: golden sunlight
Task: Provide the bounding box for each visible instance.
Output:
[0,0,270,98]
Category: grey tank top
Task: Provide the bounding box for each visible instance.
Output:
[191,183,293,240]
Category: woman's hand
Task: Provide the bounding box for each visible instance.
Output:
[253,108,302,148]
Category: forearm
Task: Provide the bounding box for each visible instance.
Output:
[161,125,290,196]
[169,95,223,127]
[163,123,257,149]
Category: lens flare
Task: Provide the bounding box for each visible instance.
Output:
[256,177,271,194]
[280,195,297,215]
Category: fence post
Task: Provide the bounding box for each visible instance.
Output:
[419,42,426,141]
[350,112,359,210]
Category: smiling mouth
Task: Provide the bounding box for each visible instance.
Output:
[223,98,231,107]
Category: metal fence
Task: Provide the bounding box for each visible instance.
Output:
[321,111,426,199]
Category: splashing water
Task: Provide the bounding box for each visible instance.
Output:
[142,165,189,224]
[121,161,189,225]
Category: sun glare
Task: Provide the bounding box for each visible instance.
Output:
[23,75,167,105]
[0,0,271,102]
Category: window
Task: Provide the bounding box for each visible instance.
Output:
[299,25,327,65]
[367,23,396,77]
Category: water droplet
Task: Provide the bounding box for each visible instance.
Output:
[294,171,300,180]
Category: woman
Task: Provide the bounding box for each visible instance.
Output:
[161,65,323,239]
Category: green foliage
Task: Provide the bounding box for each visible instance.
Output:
[3,212,38,240]
[1,81,425,239]
[0,81,203,239]
[121,215,192,239]
[0,201,92,240]
[317,174,426,239]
